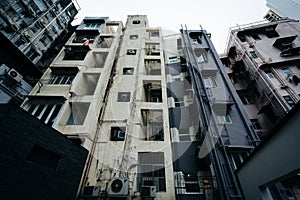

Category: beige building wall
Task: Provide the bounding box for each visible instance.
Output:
[90,15,175,199]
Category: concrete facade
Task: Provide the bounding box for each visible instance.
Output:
[0,0,79,70]
[0,104,88,200]
[0,0,78,105]
[21,15,260,199]
[221,19,300,140]
[266,0,300,21]
[236,104,300,200]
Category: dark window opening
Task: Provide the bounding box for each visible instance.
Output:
[138,152,166,192]
[250,51,258,59]
[283,96,295,108]
[66,102,90,125]
[143,82,162,102]
[63,45,90,60]
[123,68,134,75]
[145,43,160,56]
[27,103,63,126]
[97,36,114,48]
[110,127,126,141]
[27,145,61,170]
[25,47,40,61]
[127,49,137,55]
[73,33,97,44]
[49,75,75,84]
[133,20,140,24]
[264,26,279,38]
[189,32,203,44]
[273,35,297,51]
[130,35,138,40]
[238,34,247,42]
[194,48,208,63]
[150,31,159,37]
[117,92,131,102]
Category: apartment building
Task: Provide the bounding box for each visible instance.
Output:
[221,19,300,140]
[0,0,79,70]
[266,0,300,21]
[0,0,78,104]
[21,15,260,199]
[162,27,260,199]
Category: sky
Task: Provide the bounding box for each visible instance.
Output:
[73,0,269,53]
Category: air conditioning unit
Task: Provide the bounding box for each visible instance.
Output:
[108,177,129,197]
[140,186,156,198]
[7,68,23,83]
[81,186,101,198]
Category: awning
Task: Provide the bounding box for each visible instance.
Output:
[27,95,66,104]
[50,66,79,76]
[273,35,297,50]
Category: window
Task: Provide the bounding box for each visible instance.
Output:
[283,95,295,108]
[145,43,160,56]
[203,77,217,88]
[141,109,164,141]
[110,127,126,141]
[123,68,134,75]
[27,145,61,170]
[66,102,90,125]
[231,152,248,169]
[217,114,232,124]
[194,48,208,63]
[133,20,140,24]
[25,47,39,61]
[49,75,74,84]
[33,0,47,12]
[144,59,161,75]
[26,102,63,126]
[84,23,101,29]
[138,152,166,192]
[251,119,262,129]
[143,81,162,102]
[265,70,274,79]
[150,31,159,37]
[127,49,137,55]
[281,68,293,78]
[250,51,258,59]
[264,26,279,38]
[63,45,90,60]
[41,34,52,46]
[130,35,138,40]
[117,92,131,102]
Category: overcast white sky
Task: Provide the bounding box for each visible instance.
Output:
[73,0,268,53]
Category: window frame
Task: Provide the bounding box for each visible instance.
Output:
[117,92,131,102]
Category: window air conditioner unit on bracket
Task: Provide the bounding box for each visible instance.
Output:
[140,185,156,198]
[7,68,23,83]
[108,177,129,197]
